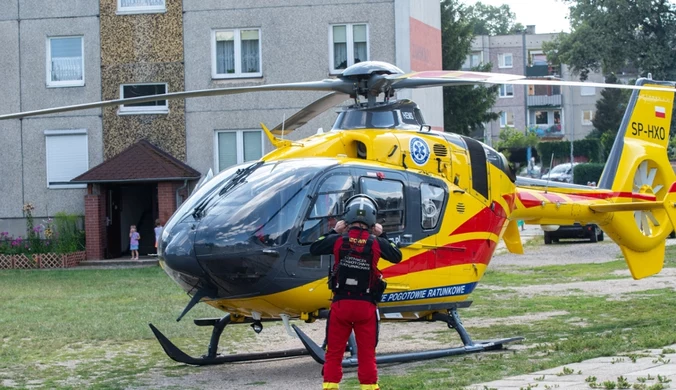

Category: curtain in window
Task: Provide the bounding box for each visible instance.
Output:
[243,131,262,161]
[333,25,347,69]
[218,132,237,171]
[241,30,260,73]
[50,37,82,82]
[353,24,367,63]
[216,31,235,74]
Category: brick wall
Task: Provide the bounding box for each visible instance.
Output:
[84,191,107,260]
[157,182,177,225]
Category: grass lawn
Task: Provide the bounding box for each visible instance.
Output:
[1,248,675,389]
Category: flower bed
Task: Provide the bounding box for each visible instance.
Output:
[0,204,86,270]
[0,251,86,270]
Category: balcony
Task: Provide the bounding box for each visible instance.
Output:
[526,64,561,77]
[529,124,564,139]
[527,94,562,107]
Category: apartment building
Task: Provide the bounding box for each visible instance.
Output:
[464,27,602,146]
[0,0,443,259]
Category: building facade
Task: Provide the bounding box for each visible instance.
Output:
[0,0,443,259]
[465,27,602,146]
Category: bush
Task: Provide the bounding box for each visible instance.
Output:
[536,139,603,163]
[573,163,605,185]
[52,212,85,254]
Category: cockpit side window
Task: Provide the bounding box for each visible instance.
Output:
[299,174,355,244]
[421,183,445,230]
[360,177,405,233]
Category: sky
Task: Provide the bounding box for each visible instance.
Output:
[462,0,572,34]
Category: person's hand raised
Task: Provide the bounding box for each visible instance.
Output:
[334,220,347,234]
[372,223,383,236]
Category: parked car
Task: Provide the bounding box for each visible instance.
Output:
[540,163,578,183]
[544,223,604,244]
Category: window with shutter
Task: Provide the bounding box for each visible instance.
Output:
[45,130,88,189]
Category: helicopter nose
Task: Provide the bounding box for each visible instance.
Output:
[160,221,208,287]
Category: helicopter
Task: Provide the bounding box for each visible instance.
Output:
[2,61,676,368]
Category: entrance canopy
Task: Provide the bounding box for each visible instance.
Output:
[72,139,201,184]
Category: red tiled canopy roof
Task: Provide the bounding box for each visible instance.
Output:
[72,140,201,183]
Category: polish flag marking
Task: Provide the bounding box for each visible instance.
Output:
[656,106,666,118]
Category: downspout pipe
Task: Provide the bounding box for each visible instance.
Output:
[175,179,188,209]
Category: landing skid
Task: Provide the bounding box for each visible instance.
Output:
[294,303,523,367]
[149,314,309,366]
[149,302,523,366]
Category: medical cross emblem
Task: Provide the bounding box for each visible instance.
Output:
[409,137,430,166]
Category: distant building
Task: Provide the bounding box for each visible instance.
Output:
[0,0,442,259]
[464,26,603,146]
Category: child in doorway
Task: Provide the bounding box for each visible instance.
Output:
[130,225,140,260]
[154,219,163,253]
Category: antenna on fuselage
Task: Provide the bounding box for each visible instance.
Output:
[281,114,286,141]
[544,154,554,194]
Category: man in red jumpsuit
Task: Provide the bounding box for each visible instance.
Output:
[310,195,402,390]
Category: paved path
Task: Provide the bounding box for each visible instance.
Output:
[469,344,676,389]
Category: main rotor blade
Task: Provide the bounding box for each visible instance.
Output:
[271,92,349,136]
[390,70,676,93]
[0,80,353,120]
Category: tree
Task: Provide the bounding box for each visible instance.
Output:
[543,0,676,81]
[465,2,524,36]
[592,74,631,134]
[441,0,500,135]
[494,127,539,159]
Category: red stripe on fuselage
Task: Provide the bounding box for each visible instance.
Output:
[517,190,656,208]
[451,203,506,237]
[381,239,495,278]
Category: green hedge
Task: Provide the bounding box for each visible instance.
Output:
[573,163,605,185]
[536,139,603,163]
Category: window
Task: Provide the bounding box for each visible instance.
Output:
[47,36,84,87]
[117,0,165,14]
[360,177,405,233]
[215,130,263,172]
[212,29,262,78]
[462,51,482,70]
[499,84,514,98]
[530,51,547,66]
[119,83,168,114]
[330,24,368,74]
[500,111,515,128]
[582,110,594,125]
[535,111,549,125]
[498,53,513,68]
[300,174,355,245]
[45,130,88,189]
[421,183,445,230]
[581,85,596,96]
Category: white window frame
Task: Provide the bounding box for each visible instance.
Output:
[499,84,514,98]
[211,28,263,79]
[329,23,369,75]
[46,36,84,88]
[117,0,166,15]
[214,130,264,172]
[45,129,88,189]
[118,83,169,115]
[582,110,594,125]
[498,53,513,68]
[500,112,514,128]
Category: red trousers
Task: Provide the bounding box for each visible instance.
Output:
[323,299,379,385]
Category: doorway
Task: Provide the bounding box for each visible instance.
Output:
[106,183,158,258]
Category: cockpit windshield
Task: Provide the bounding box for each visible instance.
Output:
[194,159,336,250]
